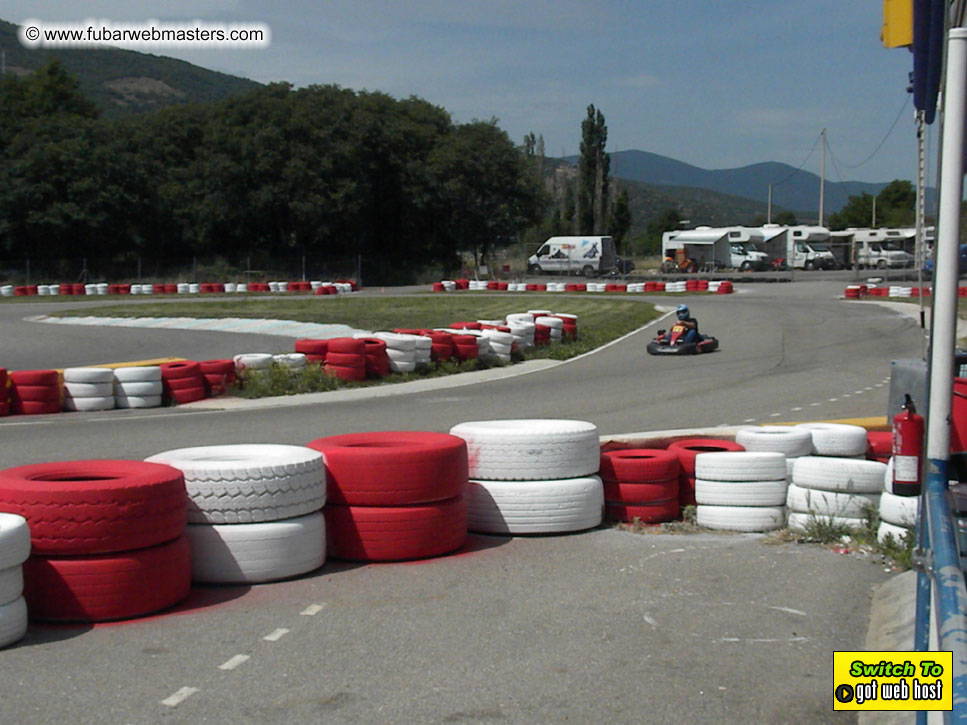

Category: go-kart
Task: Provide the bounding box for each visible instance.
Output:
[646,322,719,355]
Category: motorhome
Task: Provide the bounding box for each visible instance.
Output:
[831,228,916,269]
[786,226,837,270]
[661,227,768,271]
[527,236,617,277]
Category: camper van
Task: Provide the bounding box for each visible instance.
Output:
[786,226,837,270]
[527,236,617,277]
[847,228,916,269]
[662,227,768,271]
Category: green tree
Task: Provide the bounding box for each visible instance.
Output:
[643,207,683,255]
[828,180,915,230]
[608,188,632,251]
[577,104,609,234]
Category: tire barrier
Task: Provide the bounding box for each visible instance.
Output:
[0,514,30,648]
[843,285,945,298]
[62,367,115,412]
[666,438,745,507]
[145,444,327,583]
[450,419,603,535]
[0,460,191,622]
[431,280,734,294]
[0,368,8,417]
[794,422,868,457]
[307,431,469,561]
[786,456,888,533]
[0,280,357,298]
[160,361,207,405]
[9,369,61,416]
[599,449,680,524]
[735,425,813,479]
[114,366,163,409]
[199,359,236,396]
[693,451,787,532]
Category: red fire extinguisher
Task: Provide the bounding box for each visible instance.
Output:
[892,393,924,496]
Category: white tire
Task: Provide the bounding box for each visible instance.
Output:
[488,342,512,356]
[534,316,564,330]
[694,479,788,506]
[389,360,417,373]
[694,451,787,482]
[113,366,162,382]
[63,382,114,397]
[145,444,326,524]
[115,380,163,396]
[0,597,27,649]
[234,353,273,370]
[114,394,162,409]
[879,491,919,527]
[0,566,23,607]
[273,353,307,369]
[0,514,31,570]
[386,348,417,363]
[695,505,785,532]
[794,422,868,457]
[482,330,514,346]
[186,511,326,584]
[372,332,416,351]
[877,520,914,545]
[62,367,114,384]
[786,511,867,533]
[735,426,813,457]
[449,419,600,480]
[791,456,886,493]
[786,483,879,518]
[63,395,115,412]
[466,476,603,534]
[506,313,535,323]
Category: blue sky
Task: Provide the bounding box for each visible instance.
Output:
[4,1,921,185]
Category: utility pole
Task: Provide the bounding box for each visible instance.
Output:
[767,184,773,224]
[819,128,826,227]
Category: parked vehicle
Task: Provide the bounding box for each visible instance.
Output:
[661,227,767,271]
[923,244,967,277]
[527,236,617,277]
[834,228,916,269]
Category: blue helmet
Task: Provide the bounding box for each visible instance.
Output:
[676,304,690,320]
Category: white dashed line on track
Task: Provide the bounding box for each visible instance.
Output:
[218,654,250,671]
[161,687,199,707]
[301,603,326,616]
[263,627,289,642]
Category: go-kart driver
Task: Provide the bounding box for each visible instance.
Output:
[667,304,701,344]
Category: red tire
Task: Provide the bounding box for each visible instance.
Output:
[170,386,207,404]
[606,499,680,524]
[10,384,60,402]
[867,431,892,460]
[9,370,58,386]
[431,343,453,362]
[667,438,745,475]
[305,354,327,365]
[453,344,478,361]
[327,337,365,355]
[599,449,680,482]
[603,478,679,503]
[0,460,187,554]
[307,431,468,505]
[160,361,201,380]
[0,401,8,417]
[325,352,366,367]
[164,375,206,392]
[365,353,391,377]
[325,364,366,381]
[325,497,467,562]
[450,334,477,346]
[0,367,7,394]
[678,475,697,506]
[23,536,191,622]
[199,359,235,375]
[450,321,482,330]
[10,400,61,415]
[295,339,330,356]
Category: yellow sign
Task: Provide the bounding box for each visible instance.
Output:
[882,0,913,48]
[833,652,952,711]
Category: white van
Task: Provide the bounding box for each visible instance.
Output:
[527,236,617,277]
[848,229,915,269]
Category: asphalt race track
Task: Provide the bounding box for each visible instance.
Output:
[0,280,925,723]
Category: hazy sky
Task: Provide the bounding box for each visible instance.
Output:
[3,1,924,185]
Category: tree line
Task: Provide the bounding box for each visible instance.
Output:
[0,62,545,283]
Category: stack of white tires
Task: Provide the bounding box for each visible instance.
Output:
[534,316,564,343]
[480,329,514,363]
[62,367,116,412]
[449,419,603,535]
[694,451,787,532]
[233,353,274,375]
[735,426,813,480]
[272,353,307,371]
[145,445,327,584]
[786,457,886,532]
[505,314,536,349]
[371,333,419,373]
[879,460,919,545]
[794,423,869,458]
[0,514,30,648]
[113,366,163,409]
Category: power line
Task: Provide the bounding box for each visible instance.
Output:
[824,94,911,171]
[771,131,822,187]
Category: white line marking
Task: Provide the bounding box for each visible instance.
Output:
[842,394,851,398]
[769,412,780,417]
[161,687,199,707]
[643,614,658,628]
[809,402,821,407]
[791,407,802,412]
[301,603,326,616]
[854,390,864,395]
[743,418,756,423]
[263,627,289,641]
[828,398,838,402]
[218,654,250,670]
[767,606,807,616]
[716,636,808,644]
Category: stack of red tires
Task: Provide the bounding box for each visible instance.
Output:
[451,334,479,361]
[307,432,468,562]
[353,337,391,377]
[667,438,746,507]
[9,369,60,415]
[295,338,329,365]
[199,359,236,396]
[161,361,207,404]
[600,449,681,523]
[323,338,366,381]
[0,368,8,417]
[0,460,191,622]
